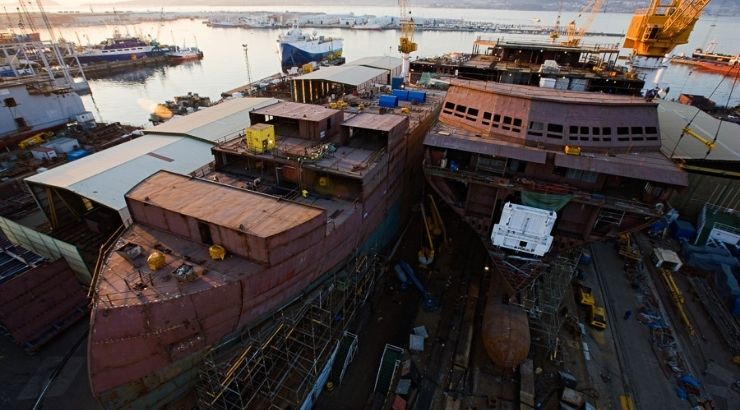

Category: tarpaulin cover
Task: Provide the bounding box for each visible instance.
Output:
[521,191,572,211]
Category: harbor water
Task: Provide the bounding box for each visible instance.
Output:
[42,8,740,126]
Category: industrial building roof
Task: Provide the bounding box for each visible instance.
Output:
[26,135,214,215]
[127,171,324,238]
[24,98,285,221]
[348,56,402,71]
[143,97,279,142]
[657,100,740,162]
[294,65,387,86]
[252,101,339,122]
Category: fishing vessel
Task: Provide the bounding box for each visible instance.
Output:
[88,96,441,408]
[76,30,166,63]
[166,46,204,62]
[277,25,343,72]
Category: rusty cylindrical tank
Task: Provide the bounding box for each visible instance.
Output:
[482,302,530,369]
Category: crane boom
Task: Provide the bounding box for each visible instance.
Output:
[562,0,605,47]
[623,0,710,58]
[398,0,417,80]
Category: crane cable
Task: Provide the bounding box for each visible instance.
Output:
[705,64,739,159]
[668,62,739,159]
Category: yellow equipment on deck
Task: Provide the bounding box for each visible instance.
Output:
[623,0,710,58]
[147,251,166,271]
[18,131,53,150]
[209,244,226,261]
[246,123,275,154]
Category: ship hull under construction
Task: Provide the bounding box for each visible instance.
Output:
[92,203,400,409]
[89,98,440,409]
[423,80,687,352]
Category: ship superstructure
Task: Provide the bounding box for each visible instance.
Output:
[76,30,166,63]
[277,25,343,72]
[423,80,687,350]
[89,98,441,408]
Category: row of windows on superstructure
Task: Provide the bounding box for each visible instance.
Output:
[443,101,523,133]
[443,101,660,143]
[101,47,146,54]
[528,121,659,142]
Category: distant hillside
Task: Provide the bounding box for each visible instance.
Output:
[107,0,737,16]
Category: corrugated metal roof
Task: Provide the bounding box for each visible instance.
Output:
[450,79,655,106]
[26,135,214,212]
[294,65,387,86]
[143,97,279,143]
[657,100,740,162]
[554,152,688,186]
[128,171,324,238]
[348,56,402,71]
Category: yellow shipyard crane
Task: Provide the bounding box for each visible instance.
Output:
[562,0,606,47]
[623,0,711,57]
[398,0,417,80]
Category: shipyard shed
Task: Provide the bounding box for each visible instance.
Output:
[291,65,387,103]
[1,98,284,280]
[348,56,403,82]
[657,100,740,217]
[23,97,280,229]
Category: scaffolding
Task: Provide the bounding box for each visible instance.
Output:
[196,253,382,409]
[0,39,88,94]
[515,250,581,352]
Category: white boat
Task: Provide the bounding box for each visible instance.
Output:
[277,25,343,71]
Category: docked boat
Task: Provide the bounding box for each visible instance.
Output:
[208,19,243,28]
[691,48,737,63]
[149,92,211,124]
[166,46,204,62]
[277,25,343,72]
[76,30,166,63]
[693,57,739,76]
[88,97,441,408]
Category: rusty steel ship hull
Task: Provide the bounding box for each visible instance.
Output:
[89,101,440,409]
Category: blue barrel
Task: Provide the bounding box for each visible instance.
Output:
[391,76,404,89]
[391,89,409,101]
[407,90,426,103]
[378,95,398,108]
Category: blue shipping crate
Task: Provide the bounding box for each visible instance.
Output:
[407,90,426,103]
[391,76,404,90]
[67,149,90,161]
[378,95,398,108]
[391,89,409,101]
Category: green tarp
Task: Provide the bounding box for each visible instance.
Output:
[521,191,572,211]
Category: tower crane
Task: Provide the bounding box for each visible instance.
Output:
[623,0,711,58]
[398,0,417,81]
[549,0,564,42]
[562,0,606,47]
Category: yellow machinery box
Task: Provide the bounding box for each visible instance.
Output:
[246,123,275,153]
